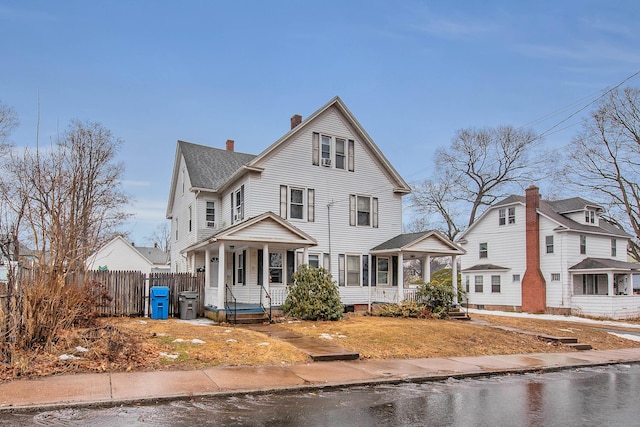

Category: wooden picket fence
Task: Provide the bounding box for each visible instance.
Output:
[1,270,205,318]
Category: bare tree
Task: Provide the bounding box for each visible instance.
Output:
[0,100,19,147]
[9,120,131,276]
[412,125,549,238]
[145,222,171,253]
[567,86,640,259]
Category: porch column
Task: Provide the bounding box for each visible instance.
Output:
[217,242,225,308]
[608,272,615,296]
[398,253,404,302]
[452,255,458,305]
[303,247,309,265]
[204,248,211,289]
[423,255,431,284]
[263,244,270,306]
[190,253,196,273]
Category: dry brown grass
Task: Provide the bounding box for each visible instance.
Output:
[2,312,639,382]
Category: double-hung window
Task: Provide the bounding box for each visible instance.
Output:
[188,205,192,232]
[491,275,501,293]
[280,185,315,222]
[349,195,378,227]
[312,132,355,171]
[377,257,389,285]
[475,276,484,293]
[206,201,215,228]
[269,253,283,284]
[580,235,587,255]
[611,239,617,257]
[231,185,245,224]
[499,209,506,226]
[346,255,361,286]
[479,242,488,258]
[508,207,516,224]
[546,236,554,254]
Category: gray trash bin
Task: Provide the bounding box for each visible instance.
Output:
[178,291,199,320]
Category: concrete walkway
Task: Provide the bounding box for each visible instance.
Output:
[1,348,640,412]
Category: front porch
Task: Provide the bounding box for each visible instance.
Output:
[569,258,640,320]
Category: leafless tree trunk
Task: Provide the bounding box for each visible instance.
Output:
[567,86,640,259]
[145,222,171,253]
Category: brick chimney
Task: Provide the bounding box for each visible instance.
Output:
[521,185,546,313]
[226,139,234,152]
[290,114,302,129]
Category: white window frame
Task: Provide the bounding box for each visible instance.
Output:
[289,187,305,220]
[315,134,354,171]
[508,207,516,224]
[551,273,560,281]
[474,276,484,293]
[308,254,320,269]
[269,252,283,285]
[206,201,215,228]
[235,189,243,220]
[175,218,179,241]
[479,242,488,259]
[580,235,587,255]
[188,205,192,232]
[350,194,378,228]
[498,208,506,226]
[377,257,390,286]
[611,238,617,257]
[546,235,554,254]
[237,252,244,285]
[346,254,361,287]
[512,274,521,282]
[491,275,501,293]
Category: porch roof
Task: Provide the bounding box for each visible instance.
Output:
[181,212,317,254]
[462,263,510,272]
[569,257,640,272]
[370,230,466,257]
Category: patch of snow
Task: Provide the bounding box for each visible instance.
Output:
[467,308,640,329]
[173,338,186,343]
[258,342,270,346]
[319,333,333,340]
[607,332,640,342]
[159,352,179,359]
[75,346,88,353]
[59,354,80,360]
[191,339,206,344]
[226,339,238,343]
[224,329,232,333]
[138,320,147,325]
[337,335,347,339]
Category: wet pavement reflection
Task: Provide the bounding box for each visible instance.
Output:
[2,364,640,426]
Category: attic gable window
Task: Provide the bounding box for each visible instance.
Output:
[499,207,515,225]
[585,210,595,224]
[312,132,355,171]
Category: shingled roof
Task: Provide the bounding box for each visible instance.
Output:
[179,140,257,191]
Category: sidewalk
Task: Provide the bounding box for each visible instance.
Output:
[2,348,640,412]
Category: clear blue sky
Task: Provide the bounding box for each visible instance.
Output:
[2,0,639,244]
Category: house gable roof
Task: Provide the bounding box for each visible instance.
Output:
[462,263,510,272]
[371,230,465,256]
[458,193,629,241]
[132,245,169,266]
[183,212,317,253]
[250,96,410,194]
[166,141,257,217]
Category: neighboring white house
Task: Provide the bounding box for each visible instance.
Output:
[86,236,170,273]
[457,185,640,320]
[166,96,465,312]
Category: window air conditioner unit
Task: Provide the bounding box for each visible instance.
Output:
[234,214,241,221]
[321,158,332,167]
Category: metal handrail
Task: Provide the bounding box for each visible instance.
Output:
[225,284,237,325]
[260,284,272,323]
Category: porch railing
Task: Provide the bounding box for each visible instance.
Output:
[225,284,237,325]
[260,284,272,323]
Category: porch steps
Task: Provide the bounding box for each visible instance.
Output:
[447,307,471,321]
[231,311,270,325]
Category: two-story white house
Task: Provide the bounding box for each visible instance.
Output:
[166,97,465,317]
[458,185,640,320]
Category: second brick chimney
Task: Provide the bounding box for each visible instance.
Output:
[290,114,302,129]
[521,185,547,313]
[226,139,234,152]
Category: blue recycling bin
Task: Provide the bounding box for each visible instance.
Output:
[150,286,169,319]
